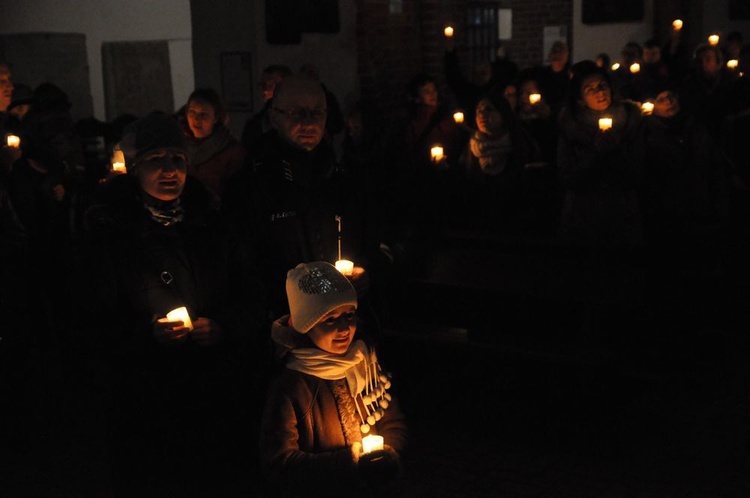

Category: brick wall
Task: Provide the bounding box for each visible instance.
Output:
[356,0,572,119]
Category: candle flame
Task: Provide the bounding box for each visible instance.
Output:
[641,102,654,115]
[430,145,444,162]
[529,93,541,104]
[708,34,720,46]
[453,111,464,124]
[611,63,621,71]
[444,26,454,37]
[598,118,613,131]
[6,134,20,148]
[727,59,739,69]
[672,19,683,31]
[629,63,641,74]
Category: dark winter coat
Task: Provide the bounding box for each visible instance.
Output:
[224,131,371,317]
[557,100,645,248]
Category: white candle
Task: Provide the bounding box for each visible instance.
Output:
[361,434,384,454]
[453,111,464,124]
[598,118,613,131]
[112,161,127,173]
[708,34,720,46]
[430,145,444,162]
[727,59,739,69]
[672,19,683,31]
[529,93,541,104]
[165,306,193,331]
[6,134,20,148]
[629,63,641,74]
[444,26,454,38]
[641,102,654,115]
[335,259,354,276]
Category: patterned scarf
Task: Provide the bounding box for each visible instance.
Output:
[469,130,513,175]
[144,198,185,227]
[272,318,393,435]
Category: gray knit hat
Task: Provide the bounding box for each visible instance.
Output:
[286,261,358,333]
[119,113,187,170]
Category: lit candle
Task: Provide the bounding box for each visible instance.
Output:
[444,26,454,38]
[727,59,739,69]
[672,19,683,31]
[361,434,384,454]
[611,63,621,71]
[453,111,464,124]
[335,259,354,276]
[6,134,20,148]
[598,118,613,131]
[430,145,444,162]
[641,102,654,115]
[165,306,193,331]
[629,63,641,74]
[112,161,127,173]
[708,34,720,46]
[529,93,541,104]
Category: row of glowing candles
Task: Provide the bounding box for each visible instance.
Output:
[446,20,739,72]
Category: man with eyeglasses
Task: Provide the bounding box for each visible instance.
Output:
[226,75,380,322]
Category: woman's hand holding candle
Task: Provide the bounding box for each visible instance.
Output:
[154,316,191,344]
[189,317,224,346]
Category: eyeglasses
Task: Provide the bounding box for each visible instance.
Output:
[583,82,610,96]
[272,107,327,122]
[655,93,677,104]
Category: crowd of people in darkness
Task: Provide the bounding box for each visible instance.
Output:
[1,24,750,496]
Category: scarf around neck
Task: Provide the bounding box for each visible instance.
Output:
[272,317,394,434]
[470,129,513,175]
[143,197,185,227]
[187,125,232,166]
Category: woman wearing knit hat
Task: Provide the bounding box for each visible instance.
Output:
[259,261,407,497]
[80,112,269,496]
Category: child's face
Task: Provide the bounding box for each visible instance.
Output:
[308,304,357,355]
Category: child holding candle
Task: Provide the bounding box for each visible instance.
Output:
[260,261,407,497]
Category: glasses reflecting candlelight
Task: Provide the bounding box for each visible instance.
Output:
[529,93,541,104]
[598,118,613,131]
[708,34,720,46]
[641,102,654,115]
[361,434,384,454]
[430,145,444,162]
[444,26,454,37]
[611,63,621,71]
[335,259,354,276]
[6,134,20,148]
[453,111,464,124]
[672,19,683,31]
[629,63,641,74]
[727,59,739,69]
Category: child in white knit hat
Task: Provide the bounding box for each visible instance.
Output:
[259,261,407,497]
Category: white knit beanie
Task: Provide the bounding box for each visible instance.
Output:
[286,261,358,334]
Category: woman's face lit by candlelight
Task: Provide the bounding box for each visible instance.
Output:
[653,90,680,118]
[475,98,504,135]
[581,75,611,112]
[135,149,188,202]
